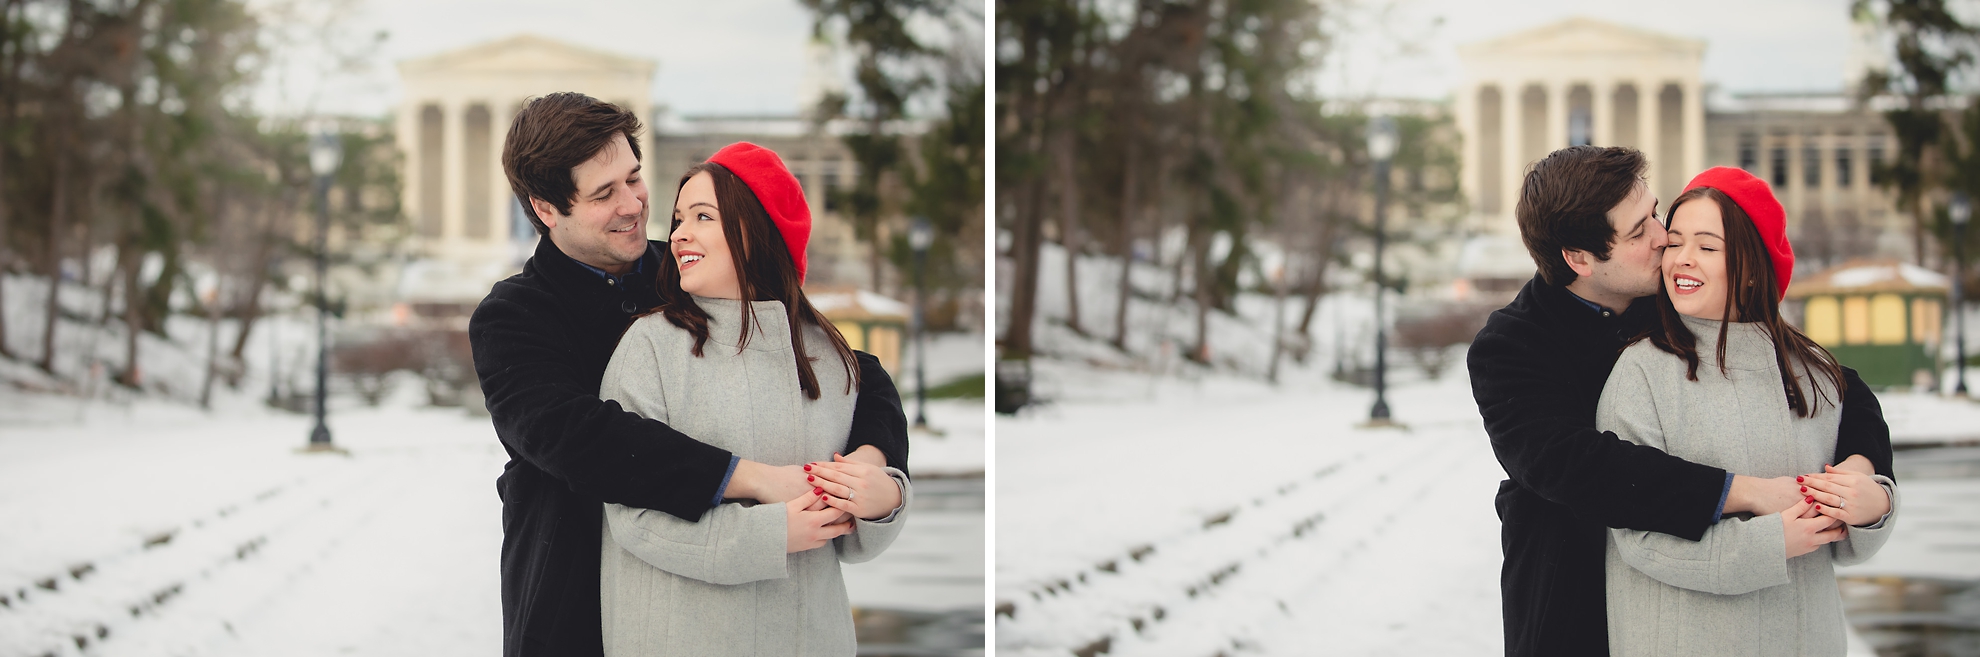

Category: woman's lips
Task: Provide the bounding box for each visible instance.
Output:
[1672,274,1703,295]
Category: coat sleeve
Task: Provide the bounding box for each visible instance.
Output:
[597,322,788,585]
[836,468,912,564]
[846,352,911,478]
[470,292,732,522]
[1597,351,1790,596]
[1468,316,1727,541]
[1833,367,1895,480]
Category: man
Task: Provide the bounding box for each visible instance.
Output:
[468,92,909,657]
[1467,145,1893,655]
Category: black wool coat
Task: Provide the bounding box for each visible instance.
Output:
[469,237,910,657]
[1467,274,1892,657]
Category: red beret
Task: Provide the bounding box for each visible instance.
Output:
[707,142,812,282]
[1681,167,1794,301]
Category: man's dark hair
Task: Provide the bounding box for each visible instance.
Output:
[1515,145,1648,286]
[502,92,644,235]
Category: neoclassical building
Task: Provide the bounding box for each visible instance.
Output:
[1447,17,1906,296]
[393,35,656,303]
[1455,17,1705,237]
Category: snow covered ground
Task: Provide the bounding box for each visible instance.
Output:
[0,268,988,656]
[997,243,1980,656]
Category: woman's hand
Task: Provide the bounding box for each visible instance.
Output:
[1801,462,1892,527]
[805,453,904,521]
[786,491,854,553]
[1783,499,1847,559]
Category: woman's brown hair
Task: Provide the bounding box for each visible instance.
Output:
[1644,186,1843,417]
[646,162,859,399]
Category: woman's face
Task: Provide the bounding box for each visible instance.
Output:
[1663,199,1730,321]
[671,171,742,300]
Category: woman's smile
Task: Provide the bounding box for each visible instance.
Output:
[1672,273,1704,295]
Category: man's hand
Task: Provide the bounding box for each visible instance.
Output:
[844,444,889,468]
[786,493,854,553]
[1803,462,1891,527]
[1783,498,1846,559]
[725,461,813,505]
[1728,474,1802,516]
[1833,454,1874,476]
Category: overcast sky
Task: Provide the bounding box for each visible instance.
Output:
[1315,0,1867,101]
[250,0,979,119]
[255,0,1902,119]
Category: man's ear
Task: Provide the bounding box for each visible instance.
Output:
[1561,248,1596,279]
[529,197,563,231]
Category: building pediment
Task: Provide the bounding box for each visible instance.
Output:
[398,34,655,78]
[1458,17,1703,59]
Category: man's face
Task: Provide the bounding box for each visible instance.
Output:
[1580,181,1667,300]
[535,134,649,275]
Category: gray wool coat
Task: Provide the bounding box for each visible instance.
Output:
[1596,315,1897,657]
[596,297,910,657]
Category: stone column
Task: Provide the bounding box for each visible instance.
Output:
[1682,79,1705,180]
[1592,80,1615,147]
[1639,79,1662,195]
[1547,80,1569,154]
[441,97,466,244]
[488,99,512,243]
[1501,78,1524,230]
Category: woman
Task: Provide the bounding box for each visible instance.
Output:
[1596,167,1897,656]
[595,141,910,656]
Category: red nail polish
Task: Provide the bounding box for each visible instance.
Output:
[814,487,823,495]
[1796,476,1804,483]
[1800,486,1807,493]
[808,475,815,482]
[803,464,812,471]
[1805,496,1815,503]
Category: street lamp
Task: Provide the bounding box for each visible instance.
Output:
[1366,115,1399,426]
[1953,192,1970,397]
[908,216,934,429]
[306,127,342,451]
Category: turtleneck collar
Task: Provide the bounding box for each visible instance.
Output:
[692,296,794,352]
[1675,313,1776,372]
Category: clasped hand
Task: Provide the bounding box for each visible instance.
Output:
[1780,455,1888,559]
[784,446,898,554]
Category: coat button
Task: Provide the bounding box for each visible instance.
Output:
[621,300,638,314]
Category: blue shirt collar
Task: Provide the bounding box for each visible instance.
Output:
[572,254,645,288]
[1565,288,1619,317]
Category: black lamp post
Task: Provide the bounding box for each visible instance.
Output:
[908,216,933,429]
[306,127,341,451]
[1366,115,1399,425]
[1953,192,1970,397]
